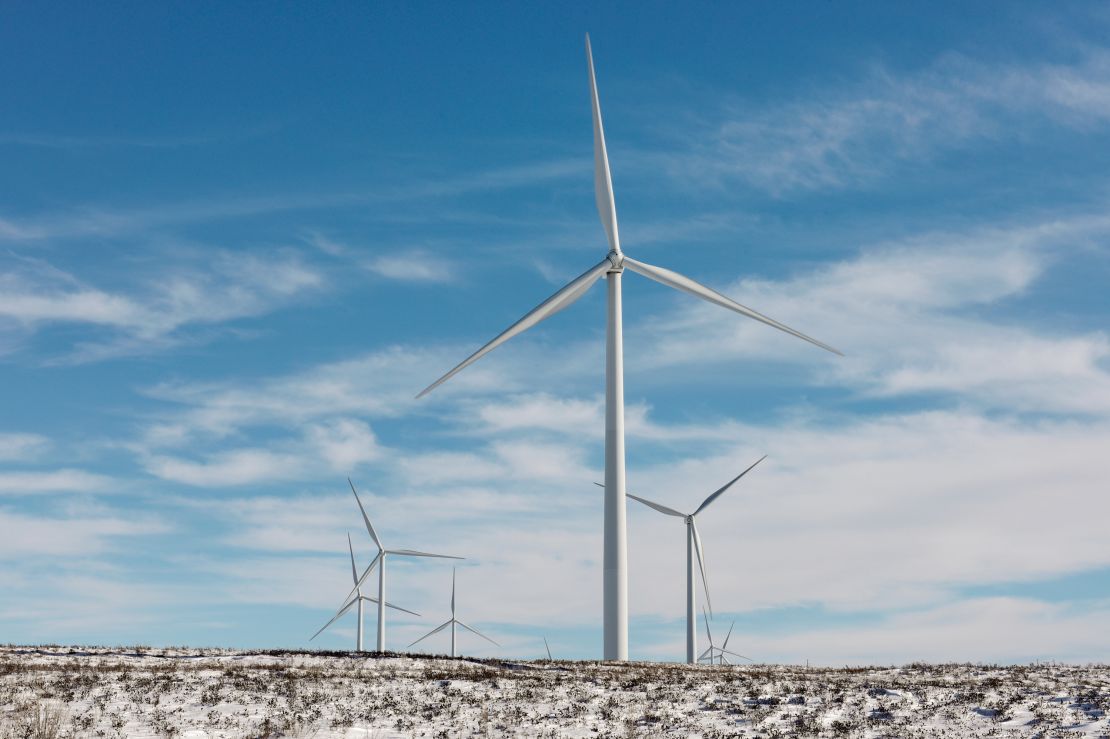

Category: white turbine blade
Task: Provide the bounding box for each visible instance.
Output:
[416,258,611,399]
[585,33,620,254]
[457,621,501,647]
[721,620,736,651]
[347,532,358,586]
[622,256,842,356]
[721,649,753,662]
[310,597,358,641]
[693,456,767,517]
[358,596,421,617]
[698,646,713,661]
[544,636,552,660]
[349,478,383,551]
[451,568,456,617]
[692,520,712,615]
[702,606,714,645]
[335,551,382,616]
[386,548,463,559]
[594,482,685,517]
[408,620,453,649]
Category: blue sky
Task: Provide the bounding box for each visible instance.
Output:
[3,1,1110,664]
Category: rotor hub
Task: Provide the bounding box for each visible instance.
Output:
[606,250,625,272]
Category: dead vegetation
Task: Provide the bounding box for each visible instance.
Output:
[0,646,1108,737]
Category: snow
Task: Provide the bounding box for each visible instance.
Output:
[2,646,1109,737]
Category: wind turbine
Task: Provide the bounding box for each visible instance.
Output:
[319,479,463,652]
[699,608,751,666]
[408,568,499,657]
[309,532,420,650]
[598,455,764,663]
[417,35,840,661]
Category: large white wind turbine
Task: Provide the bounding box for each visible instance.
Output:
[309,532,420,650]
[699,608,751,666]
[319,479,462,652]
[408,568,499,657]
[418,35,839,661]
[599,455,764,663]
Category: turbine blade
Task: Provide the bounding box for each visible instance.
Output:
[357,595,421,617]
[692,520,711,615]
[721,649,753,662]
[347,532,358,586]
[310,597,358,641]
[407,620,452,649]
[693,456,767,517]
[544,636,552,660]
[349,478,383,551]
[622,257,842,356]
[416,259,611,399]
[457,620,500,647]
[379,598,421,617]
[702,606,714,645]
[722,620,735,651]
[698,646,713,660]
[594,482,685,517]
[585,33,620,254]
[335,551,382,617]
[451,568,456,617]
[386,548,464,559]
[628,492,686,518]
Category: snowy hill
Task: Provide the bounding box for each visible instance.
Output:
[2,646,1108,737]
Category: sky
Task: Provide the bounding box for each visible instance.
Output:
[3,1,1110,665]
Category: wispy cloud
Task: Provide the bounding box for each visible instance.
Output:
[0,251,323,361]
[0,432,49,461]
[0,469,113,495]
[665,48,1110,193]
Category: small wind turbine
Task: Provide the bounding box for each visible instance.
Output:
[417,35,839,661]
[600,455,765,663]
[309,532,419,650]
[321,479,463,652]
[408,568,499,657]
[699,608,751,666]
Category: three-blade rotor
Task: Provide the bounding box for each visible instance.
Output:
[597,455,765,616]
[415,39,839,402]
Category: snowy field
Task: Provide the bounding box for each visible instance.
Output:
[1,646,1108,738]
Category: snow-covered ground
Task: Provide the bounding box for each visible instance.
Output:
[2,646,1108,738]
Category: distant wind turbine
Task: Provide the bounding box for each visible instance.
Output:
[543,636,553,661]
[599,455,765,663]
[309,532,419,650]
[417,36,839,661]
[320,479,462,652]
[699,608,752,666]
[408,568,499,657]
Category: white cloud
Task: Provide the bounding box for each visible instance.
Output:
[145,448,304,487]
[0,469,113,495]
[364,250,457,283]
[746,597,1110,665]
[674,48,1110,192]
[0,507,167,558]
[0,251,322,361]
[307,418,381,470]
[0,432,49,461]
[633,213,1110,415]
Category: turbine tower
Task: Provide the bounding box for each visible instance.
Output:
[309,532,420,650]
[417,36,839,661]
[599,455,764,663]
[408,568,499,657]
[321,479,462,652]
